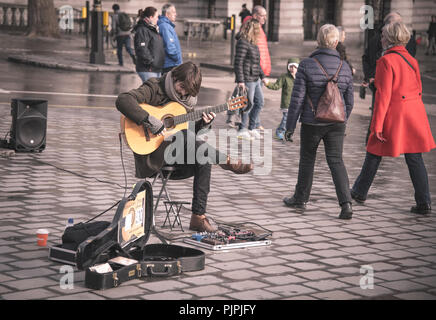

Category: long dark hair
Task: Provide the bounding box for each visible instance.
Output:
[141,6,157,19]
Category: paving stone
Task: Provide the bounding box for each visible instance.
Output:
[297,270,337,281]
[139,279,190,292]
[183,284,231,297]
[225,280,268,291]
[394,291,436,300]
[226,288,280,300]
[221,270,261,280]
[304,279,349,291]
[379,280,429,292]
[2,288,58,300]
[313,290,362,300]
[2,277,58,290]
[93,285,148,299]
[266,284,315,297]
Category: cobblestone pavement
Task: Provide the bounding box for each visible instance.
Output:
[0,85,435,300]
[0,32,436,301]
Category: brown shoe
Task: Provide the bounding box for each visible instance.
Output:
[219,156,253,174]
[189,214,216,232]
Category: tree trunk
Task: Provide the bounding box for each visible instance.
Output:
[27,0,59,37]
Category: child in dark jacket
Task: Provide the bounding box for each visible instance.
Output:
[264,57,299,140]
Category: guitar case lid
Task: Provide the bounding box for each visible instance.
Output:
[75,181,154,270]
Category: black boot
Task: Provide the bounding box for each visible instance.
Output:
[339,202,353,220]
[283,196,306,210]
[350,189,366,204]
[411,204,431,215]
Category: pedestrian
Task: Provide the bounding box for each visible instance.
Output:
[252,5,271,131]
[283,24,354,220]
[425,15,436,55]
[239,4,251,25]
[133,7,165,83]
[116,62,253,233]
[157,4,182,73]
[264,58,300,140]
[234,18,265,140]
[362,12,416,143]
[336,26,355,75]
[111,4,136,67]
[351,21,436,215]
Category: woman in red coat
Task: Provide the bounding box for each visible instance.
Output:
[351,21,436,214]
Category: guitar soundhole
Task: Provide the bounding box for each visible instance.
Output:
[163,115,175,129]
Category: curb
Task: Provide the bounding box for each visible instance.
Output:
[7,55,135,73]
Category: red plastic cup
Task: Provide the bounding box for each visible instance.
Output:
[36,229,49,247]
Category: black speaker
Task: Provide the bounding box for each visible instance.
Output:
[10,99,47,152]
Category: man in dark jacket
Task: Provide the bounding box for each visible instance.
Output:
[362,12,416,142]
[116,62,252,232]
[133,7,165,83]
[284,24,354,220]
[425,15,436,55]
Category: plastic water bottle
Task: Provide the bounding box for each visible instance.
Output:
[66,218,74,229]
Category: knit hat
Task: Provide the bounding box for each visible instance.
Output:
[287,57,300,70]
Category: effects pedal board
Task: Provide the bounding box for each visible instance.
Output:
[184,224,272,251]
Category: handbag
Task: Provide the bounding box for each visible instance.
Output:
[307,58,345,123]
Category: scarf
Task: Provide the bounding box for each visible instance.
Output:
[144,17,159,33]
[164,71,197,112]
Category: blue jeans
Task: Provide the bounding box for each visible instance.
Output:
[116,35,135,66]
[276,110,288,136]
[294,123,352,205]
[239,79,264,131]
[352,152,431,205]
[137,72,161,83]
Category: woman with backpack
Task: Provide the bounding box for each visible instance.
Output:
[351,22,435,215]
[283,24,355,220]
[133,7,165,83]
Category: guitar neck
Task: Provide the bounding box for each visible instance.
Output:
[172,103,229,125]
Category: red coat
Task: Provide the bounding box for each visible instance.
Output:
[367,46,436,157]
[258,27,271,76]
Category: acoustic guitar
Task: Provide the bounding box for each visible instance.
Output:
[120,96,248,155]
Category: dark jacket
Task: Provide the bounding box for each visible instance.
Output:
[362,26,416,82]
[116,74,209,178]
[428,22,436,38]
[234,38,265,83]
[286,48,354,132]
[133,20,165,73]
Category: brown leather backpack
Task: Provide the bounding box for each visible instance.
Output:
[307,58,345,123]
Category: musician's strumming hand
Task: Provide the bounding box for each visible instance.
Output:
[202,112,216,124]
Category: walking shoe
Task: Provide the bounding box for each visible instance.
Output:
[219,157,253,174]
[283,196,306,210]
[411,203,432,215]
[339,202,353,220]
[249,129,262,139]
[350,189,366,204]
[189,213,216,232]
[274,133,284,140]
[237,129,254,140]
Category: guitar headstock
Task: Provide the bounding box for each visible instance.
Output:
[227,95,248,111]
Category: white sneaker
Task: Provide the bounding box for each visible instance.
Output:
[249,129,262,139]
[237,129,254,140]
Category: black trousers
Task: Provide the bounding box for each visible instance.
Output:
[165,129,227,215]
[293,123,352,205]
[352,152,431,205]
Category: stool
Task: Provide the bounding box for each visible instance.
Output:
[162,200,190,231]
[151,166,177,214]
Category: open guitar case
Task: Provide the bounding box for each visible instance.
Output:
[49,181,205,290]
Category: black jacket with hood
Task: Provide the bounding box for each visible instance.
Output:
[133,20,165,73]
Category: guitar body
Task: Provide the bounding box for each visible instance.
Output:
[121,102,188,155]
